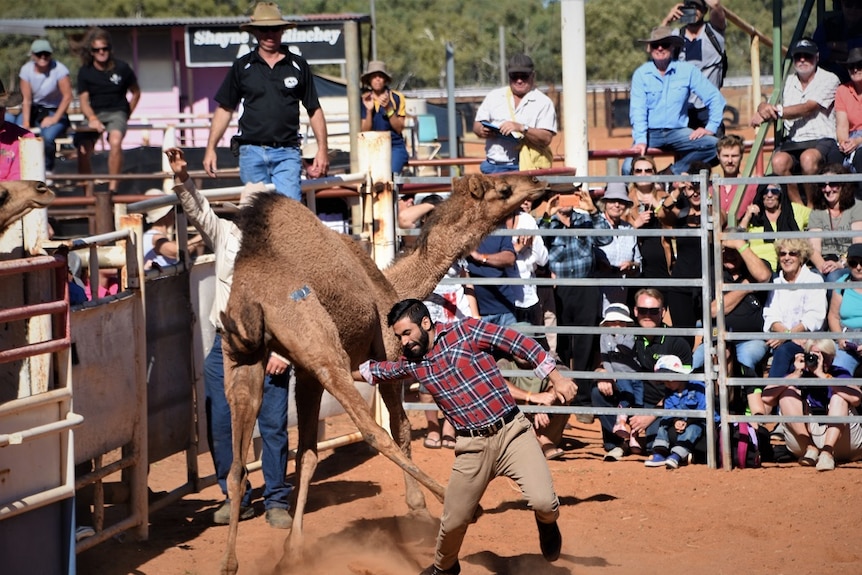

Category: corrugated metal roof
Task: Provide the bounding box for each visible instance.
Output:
[0,13,369,34]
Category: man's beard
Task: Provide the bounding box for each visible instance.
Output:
[402,327,430,360]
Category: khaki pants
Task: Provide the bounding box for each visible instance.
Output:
[434,412,560,569]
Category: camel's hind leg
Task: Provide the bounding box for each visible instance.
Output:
[378,383,429,514]
[285,370,324,553]
[219,358,265,575]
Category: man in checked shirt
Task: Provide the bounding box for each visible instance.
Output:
[354,299,577,575]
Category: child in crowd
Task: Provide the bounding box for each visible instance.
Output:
[645,355,705,469]
[599,304,644,452]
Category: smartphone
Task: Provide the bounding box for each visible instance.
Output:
[679,7,698,24]
[558,195,582,209]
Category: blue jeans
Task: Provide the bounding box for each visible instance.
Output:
[623,128,718,175]
[5,110,70,171]
[239,145,302,200]
[653,418,705,458]
[480,312,517,327]
[204,334,292,510]
[615,378,644,408]
[692,339,769,372]
[767,340,804,378]
[480,159,519,174]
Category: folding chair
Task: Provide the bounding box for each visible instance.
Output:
[413,114,442,176]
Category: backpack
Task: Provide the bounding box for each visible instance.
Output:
[704,23,729,88]
[678,23,728,88]
[719,422,761,469]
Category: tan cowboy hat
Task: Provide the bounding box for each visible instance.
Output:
[361,61,392,84]
[637,26,684,47]
[240,2,296,31]
[0,78,23,108]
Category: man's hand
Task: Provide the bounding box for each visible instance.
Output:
[307,148,329,179]
[548,369,577,404]
[661,2,686,26]
[203,149,219,178]
[689,127,714,140]
[265,353,290,376]
[596,379,614,396]
[674,419,688,433]
[164,148,189,182]
[632,143,648,157]
[629,415,656,434]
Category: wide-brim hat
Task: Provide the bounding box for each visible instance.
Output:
[0,78,22,108]
[790,38,819,57]
[361,60,392,84]
[840,47,862,66]
[638,26,684,46]
[240,2,295,31]
[602,182,634,205]
[144,189,174,224]
[601,303,634,325]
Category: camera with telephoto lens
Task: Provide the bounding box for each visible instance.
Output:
[804,352,820,370]
[679,6,699,24]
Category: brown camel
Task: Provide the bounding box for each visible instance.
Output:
[218,173,548,574]
[0,181,54,233]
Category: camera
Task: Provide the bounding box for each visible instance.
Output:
[804,352,820,370]
[679,7,699,24]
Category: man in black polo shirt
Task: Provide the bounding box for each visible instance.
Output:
[203,2,329,200]
[592,288,693,461]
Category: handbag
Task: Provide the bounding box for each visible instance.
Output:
[507,88,553,170]
[519,143,553,170]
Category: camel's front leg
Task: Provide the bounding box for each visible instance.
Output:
[378,384,429,514]
[219,359,265,575]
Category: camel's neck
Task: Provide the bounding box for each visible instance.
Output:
[385,219,491,301]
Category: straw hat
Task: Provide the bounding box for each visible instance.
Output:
[240,2,295,31]
[361,61,392,84]
[0,78,23,108]
[144,189,174,224]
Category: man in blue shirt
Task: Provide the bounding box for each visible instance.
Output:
[627,26,726,175]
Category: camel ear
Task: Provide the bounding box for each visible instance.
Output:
[466,175,487,199]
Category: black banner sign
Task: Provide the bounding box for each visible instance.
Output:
[185,24,345,67]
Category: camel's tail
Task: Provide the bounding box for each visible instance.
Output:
[219,299,267,366]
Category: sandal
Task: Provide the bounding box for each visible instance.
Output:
[423,432,442,449]
[441,435,457,449]
[542,445,565,461]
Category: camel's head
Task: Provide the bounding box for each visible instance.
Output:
[0,180,55,233]
[453,173,548,222]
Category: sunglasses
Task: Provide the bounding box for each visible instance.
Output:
[636,306,662,316]
[650,41,673,51]
[508,73,531,82]
[848,258,862,268]
[634,167,655,174]
[793,53,814,61]
[822,182,841,190]
[778,250,800,257]
[33,51,52,58]
[764,187,782,196]
[90,46,111,54]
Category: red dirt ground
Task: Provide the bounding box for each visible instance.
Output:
[76,411,862,575]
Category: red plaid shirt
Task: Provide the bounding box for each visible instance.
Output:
[360,318,556,431]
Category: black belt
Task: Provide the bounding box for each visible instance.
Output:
[237,140,295,148]
[455,408,519,438]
